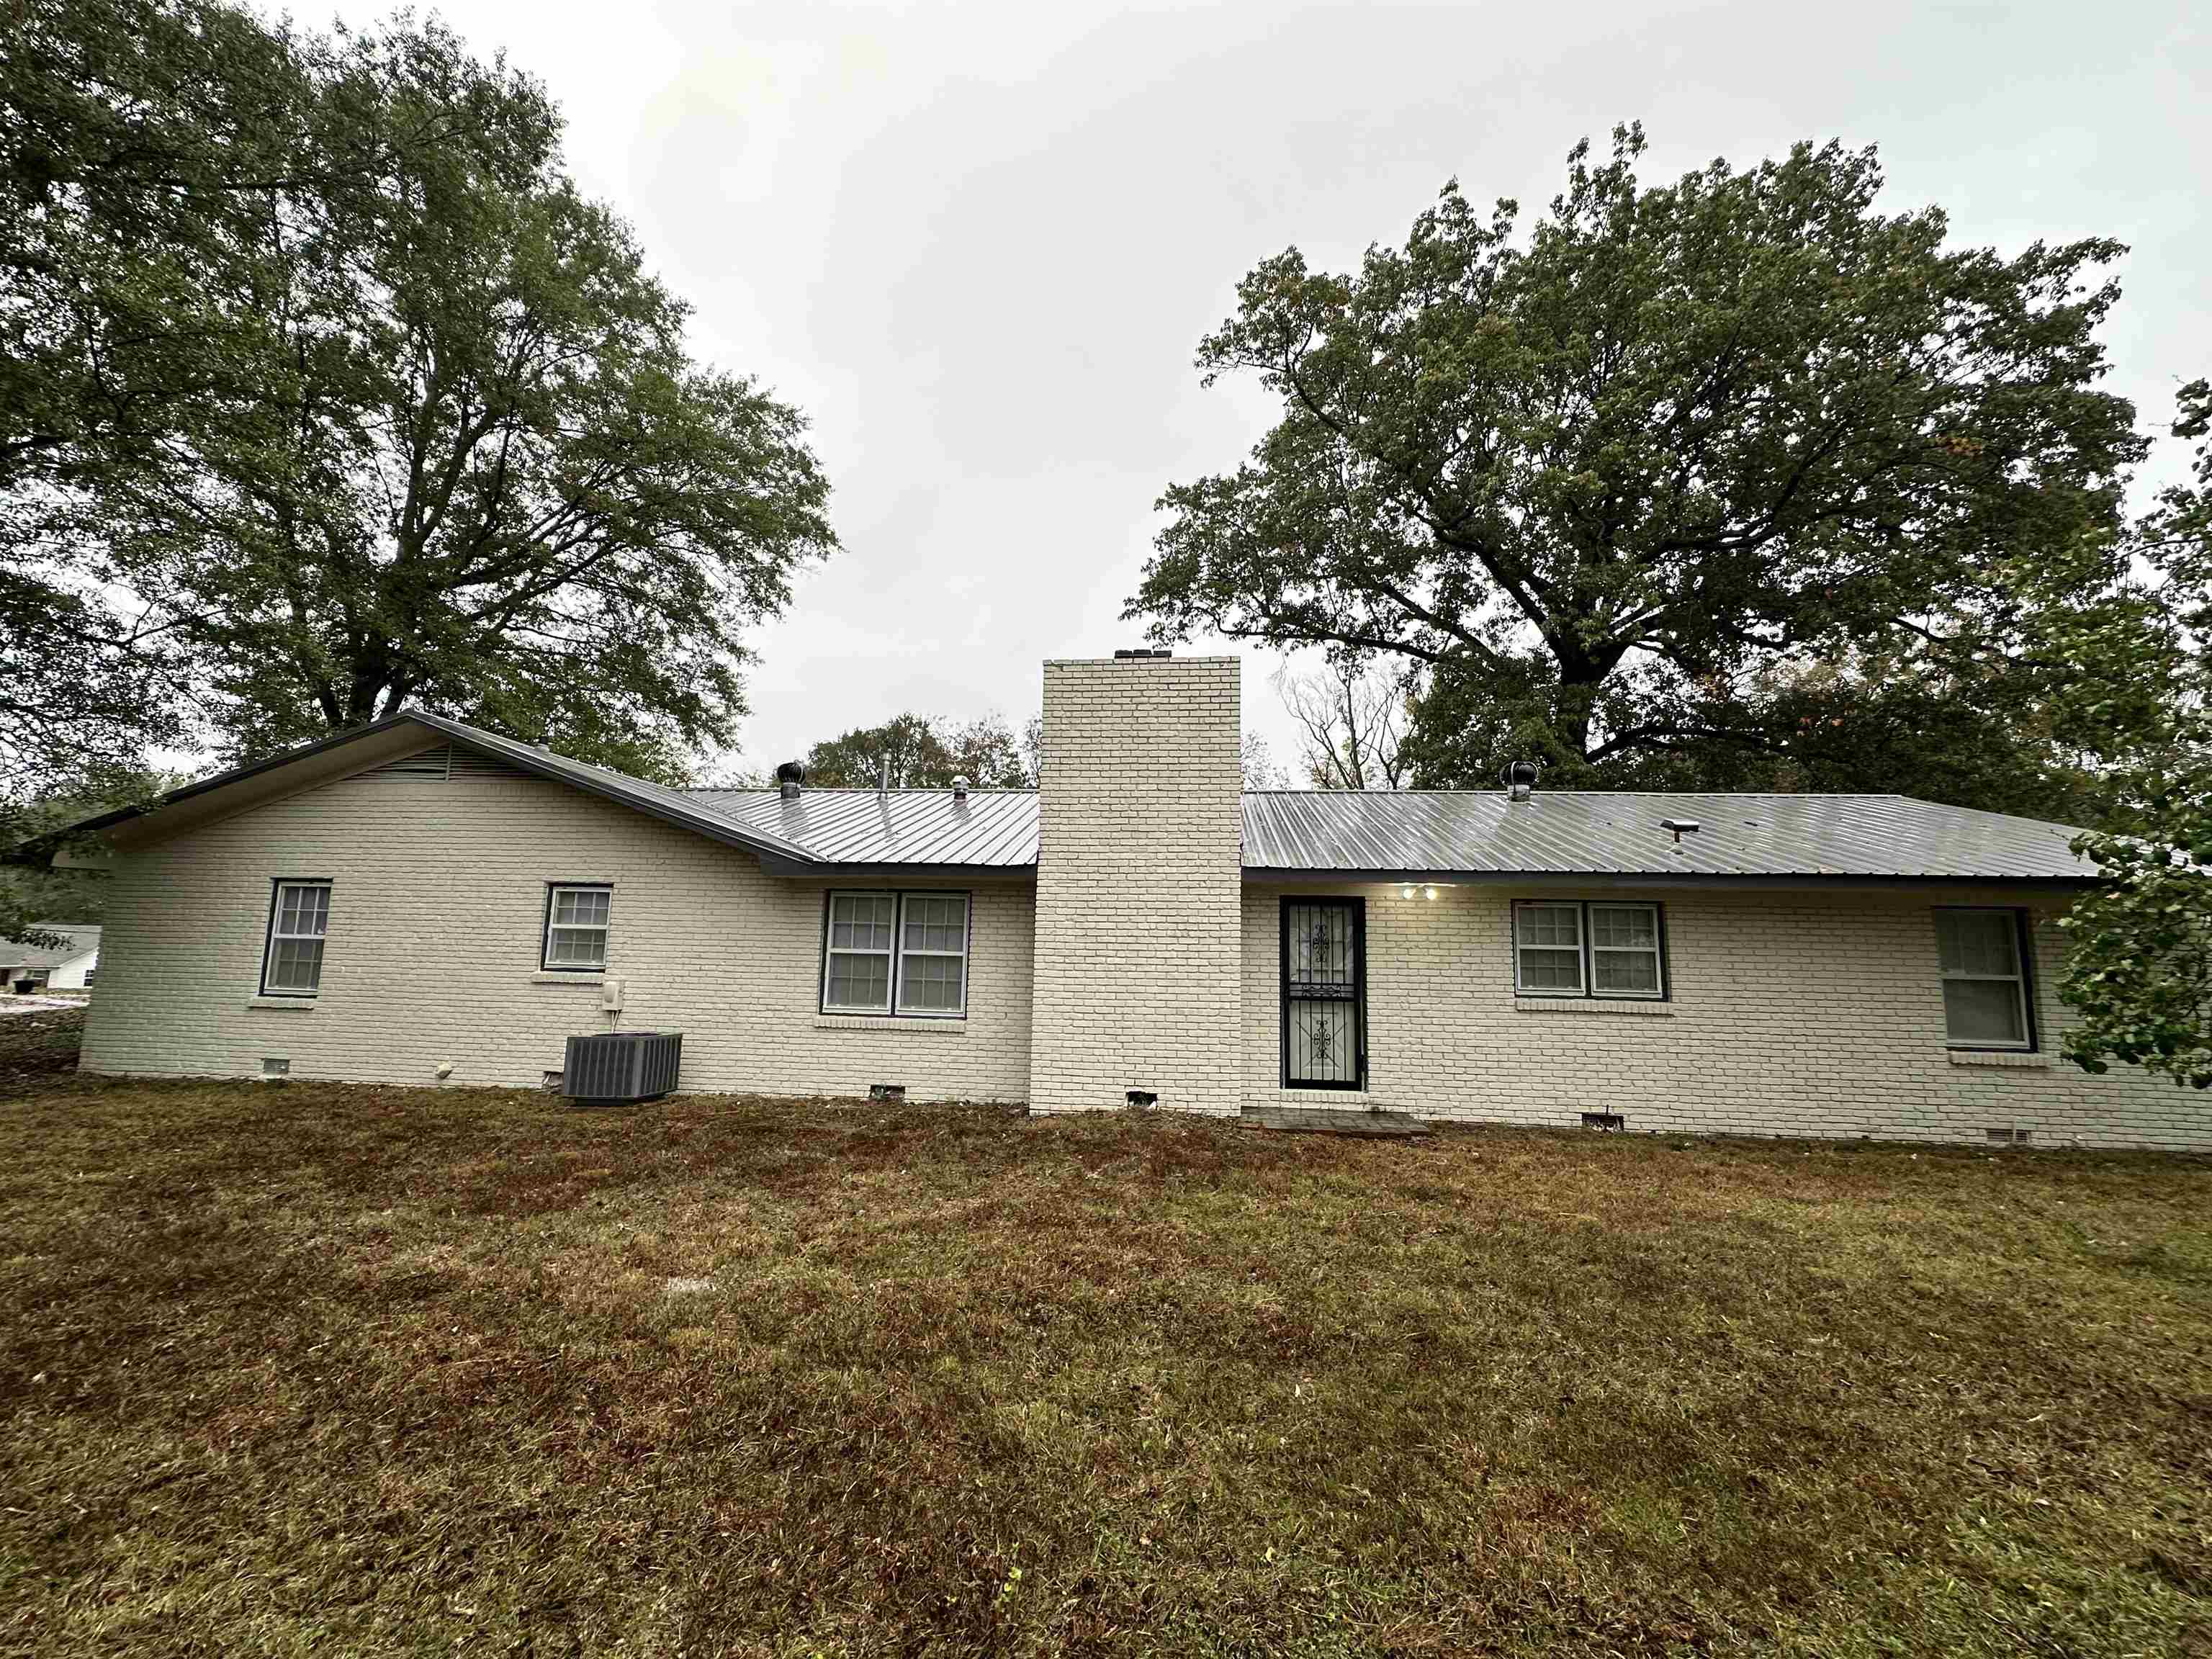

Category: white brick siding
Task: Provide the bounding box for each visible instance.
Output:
[81,768,1033,1100]
[1028,657,1244,1115]
[1244,882,2211,1151]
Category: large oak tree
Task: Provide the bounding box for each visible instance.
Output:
[4,4,834,788]
[1128,127,2149,809]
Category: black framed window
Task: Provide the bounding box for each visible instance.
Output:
[1513,900,1666,1000]
[1933,907,2036,1050]
[1280,897,1365,1089]
[820,890,970,1017]
[261,879,333,997]
[541,884,612,971]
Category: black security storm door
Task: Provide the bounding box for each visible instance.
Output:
[1280,898,1365,1089]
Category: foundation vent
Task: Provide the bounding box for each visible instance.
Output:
[1581,1110,1624,1131]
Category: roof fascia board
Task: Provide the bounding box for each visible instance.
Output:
[89,720,444,851]
[1239,868,2102,891]
[752,853,1036,881]
[69,711,819,866]
[397,714,814,862]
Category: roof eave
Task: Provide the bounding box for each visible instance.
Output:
[1239,866,2105,890]
[752,853,1037,880]
[53,711,819,865]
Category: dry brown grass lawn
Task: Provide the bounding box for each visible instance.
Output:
[2,1056,2208,1656]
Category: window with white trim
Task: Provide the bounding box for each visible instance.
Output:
[262,880,332,996]
[823,891,896,1011]
[822,891,969,1017]
[897,894,968,1014]
[542,884,611,971]
[1513,899,1665,999]
[1934,908,2033,1049]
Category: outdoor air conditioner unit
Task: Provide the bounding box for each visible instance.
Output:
[561,1030,682,1104]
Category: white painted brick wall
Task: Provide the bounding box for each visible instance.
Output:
[1028,657,1244,1115]
[81,770,1034,1100]
[1244,881,2212,1151]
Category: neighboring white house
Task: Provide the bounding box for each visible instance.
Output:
[45,653,2210,1150]
[3,924,100,993]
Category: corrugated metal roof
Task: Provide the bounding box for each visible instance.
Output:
[50,703,2101,884]
[1239,791,2100,881]
[685,788,1041,868]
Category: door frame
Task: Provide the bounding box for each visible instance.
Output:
[1277,894,1367,1091]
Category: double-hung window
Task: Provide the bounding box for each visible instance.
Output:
[261,880,333,997]
[542,884,611,971]
[1513,900,1665,999]
[821,891,968,1017]
[1934,908,2033,1049]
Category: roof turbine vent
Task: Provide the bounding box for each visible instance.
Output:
[774,760,806,801]
[1500,759,1539,802]
[951,774,971,804]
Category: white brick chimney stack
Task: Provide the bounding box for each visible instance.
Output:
[1027,653,1244,1115]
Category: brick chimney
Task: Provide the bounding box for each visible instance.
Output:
[1028,655,1244,1115]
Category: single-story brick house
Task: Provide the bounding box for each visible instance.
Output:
[3,923,101,994]
[51,654,2206,1149]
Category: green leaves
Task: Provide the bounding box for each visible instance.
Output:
[803,714,1034,790]
[1130,125,2146,805]
[2056,384,2212,1089]
[4,3,835,789]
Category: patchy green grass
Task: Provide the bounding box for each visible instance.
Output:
[0,1004,85,1097]
[1,1068,2208,1657]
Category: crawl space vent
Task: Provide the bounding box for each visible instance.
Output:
[868,1082,906,1102]
[261,1057,289,1078]
[1985,1126,2033,1146]
[1581,1110,1624,1132]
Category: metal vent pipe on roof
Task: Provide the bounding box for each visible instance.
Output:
[951,775,970,803]
[774,760,805,801]
[1500,759,1539,801]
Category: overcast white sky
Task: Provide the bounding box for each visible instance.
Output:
[328,0,2210,778]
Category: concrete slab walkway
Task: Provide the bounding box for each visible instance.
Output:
[1240,1105,1431,1138]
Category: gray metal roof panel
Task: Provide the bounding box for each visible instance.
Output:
[684,788,1042,868]
[1238,791,2100,881]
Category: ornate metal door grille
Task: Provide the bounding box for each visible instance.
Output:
[1280,898,1364,1089]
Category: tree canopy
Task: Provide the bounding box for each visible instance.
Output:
[3,1,833,789]
[2056,379,2212,1087]
[801,714,1033,789]
[1128,126,2149,811]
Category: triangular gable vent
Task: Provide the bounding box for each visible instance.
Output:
[355,742,533,783]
